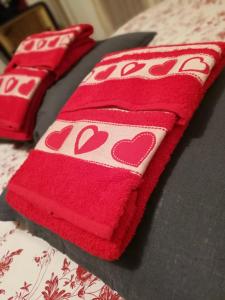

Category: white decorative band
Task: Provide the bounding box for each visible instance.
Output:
[36,119,168,176]
[0,74,41,99]
[16,33,74,54]
[82,53,215,85]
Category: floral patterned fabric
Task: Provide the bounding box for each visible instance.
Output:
[1,0,225,298]
[115,0,225,45]
[0,222,123,300]
[0,143,29,194]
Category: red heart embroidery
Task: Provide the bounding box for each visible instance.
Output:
[121,62,145,76]
[48,37,59,48]
[37,39,47,49]
[45,125,73,151]
[24,40,34,51]
[112,132,156,167]
[149,59,177,76]
[4,77,19,93]
[179,57,210,74]
[94,65,116,81]
[19,80,36,96]
[75,125,108,154]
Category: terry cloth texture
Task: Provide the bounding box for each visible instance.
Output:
[5,24,95,79]
[6,42,225,261]
[1,67,225,299]
[34,32,156,142]
[0,24,95,141]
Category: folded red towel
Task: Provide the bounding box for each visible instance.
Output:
[6,42,225,260]
[6,24,95,79]
[0,25,95,141]
[0,67,53,130]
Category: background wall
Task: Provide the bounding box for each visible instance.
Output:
[27,0,162,39]
[0,0,162,72]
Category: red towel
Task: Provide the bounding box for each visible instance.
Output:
[0,67,53,129]
[0,25,95,141]
[6,24,95,79]
[6,42,225,260]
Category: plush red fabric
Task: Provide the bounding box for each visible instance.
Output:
[0,67,53,129]
[0,24,95,141]
[5,24,95,79]
[6,42,225,260]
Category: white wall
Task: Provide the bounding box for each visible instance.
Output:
[26,0,70,27]
[144,0,162,5]
[59,0,109,39]
[26,0,163,40]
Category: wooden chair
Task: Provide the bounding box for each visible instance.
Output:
[0,2,58,58]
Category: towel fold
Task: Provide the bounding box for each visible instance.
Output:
[0,67,53,129]
[6,42,225,260]
[6,24,95,79]
[0,25,95,141]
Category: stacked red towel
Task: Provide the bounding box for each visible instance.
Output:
[6,42,225,260]
[6,24,95,78]
[0,24,95,141]
[0,67,54,140]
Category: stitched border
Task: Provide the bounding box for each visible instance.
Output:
[35,148,143,176]
[56,119,168,132]
[45,125,73,151]
[81,53,214,85]
[111,132,156,167]
[102,44,221,61]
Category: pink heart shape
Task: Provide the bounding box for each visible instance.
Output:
[24,40,34,51]
[179,56,209,74]
[48,37,59,48]
[112,132,156,167]
[45,125,73,151]
[37,39,47,49]
[4,77,19,93]
[121,62,145,76]
[149,59,177,76]
[75,125,108,154]
[94,65,116,81]
[18,79,36,96]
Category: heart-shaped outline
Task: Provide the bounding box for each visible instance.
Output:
[75,125,108,154]
[94,65,116,81]
[121,62,145,76]
[179,56,210,74]
[149,59,177,76]
[24,40,34,51]
[45,125,73,151]
[48,36,60,48]
[18,79,36,96]
[37,39,47,49]
[4,77,19,93]
[112,132,156,167]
